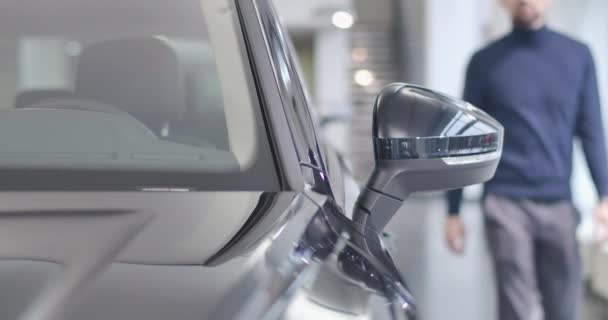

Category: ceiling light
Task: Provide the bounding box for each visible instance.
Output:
[352,48,368,63]
[354,69,375,87]
[332,11,355,29]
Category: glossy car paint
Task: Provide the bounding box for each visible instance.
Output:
[0,1,417,320]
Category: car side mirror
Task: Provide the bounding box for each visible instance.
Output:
[355,83,504,231]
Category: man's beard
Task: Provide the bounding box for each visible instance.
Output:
[513,6,542,29]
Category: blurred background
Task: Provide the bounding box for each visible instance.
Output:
[274,0,608,319]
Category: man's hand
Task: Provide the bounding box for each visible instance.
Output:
[594,198,608,243]
[445,215,466,255]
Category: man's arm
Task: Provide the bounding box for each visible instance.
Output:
[445,52,485,216]
[445,52,485,254]
[447,189,464,215]
[576,47,608,199]
[576,47,608,242]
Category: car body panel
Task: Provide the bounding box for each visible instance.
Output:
[0,1,417,320]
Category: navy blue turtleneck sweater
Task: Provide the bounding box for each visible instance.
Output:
[448,26,608,214]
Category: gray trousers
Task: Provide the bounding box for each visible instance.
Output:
[483,194,582,320]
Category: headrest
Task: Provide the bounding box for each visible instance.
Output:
[165,40,221,111]
[15,89,73,108]
[164,39,229,149]
[75,37,185,131]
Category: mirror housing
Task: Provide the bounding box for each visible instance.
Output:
[356,83,504,231]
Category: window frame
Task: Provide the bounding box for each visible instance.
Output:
[243,0,333,194]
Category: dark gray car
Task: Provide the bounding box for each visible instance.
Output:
[0,1,503,319]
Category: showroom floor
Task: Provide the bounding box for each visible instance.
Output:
[383,195,608,320]
[584,287,608,320]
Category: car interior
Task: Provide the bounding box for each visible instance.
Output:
[0,0,259,172]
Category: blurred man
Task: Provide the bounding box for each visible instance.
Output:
[445,0,608,319]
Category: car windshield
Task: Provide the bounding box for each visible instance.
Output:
[0,0,277,190]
